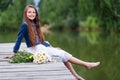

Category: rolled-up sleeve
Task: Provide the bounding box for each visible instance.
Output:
[43,41,51,47]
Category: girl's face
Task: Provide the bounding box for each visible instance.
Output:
[27,7,36,20]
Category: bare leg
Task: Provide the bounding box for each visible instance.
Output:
[64,62,85,80]
[68,57,100,69]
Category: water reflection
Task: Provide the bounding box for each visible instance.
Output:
[47,31,120,80]
[80,31,100,44]
[0,31,120,80]
[0,31,17,43]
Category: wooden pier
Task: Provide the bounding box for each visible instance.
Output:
[0,43,76,80]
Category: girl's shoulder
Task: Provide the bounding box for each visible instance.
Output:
[20,22,28,27]
[19,22,28,29]
[22,22,28,26]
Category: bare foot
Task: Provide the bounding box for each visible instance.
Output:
[75,75,85,80]
[86,62,100,70]
[76,76,85,80]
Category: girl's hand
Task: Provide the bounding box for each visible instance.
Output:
[4,53,15,59]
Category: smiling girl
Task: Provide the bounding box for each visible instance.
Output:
[8,5,100,80]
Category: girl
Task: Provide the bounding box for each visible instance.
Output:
[11,5,100,80]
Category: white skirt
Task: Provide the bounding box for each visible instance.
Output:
[27,44,72,62]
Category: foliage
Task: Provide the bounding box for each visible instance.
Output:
[78,0,120,32]
[0,0,32,31]
[39,0,79,31]
[0,0,13,12]
[0,0,120,32]
[40,0,120,32]
[9,51,33,63]
[80,16,99,28]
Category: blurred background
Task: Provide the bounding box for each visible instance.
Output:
[0,0,120,80]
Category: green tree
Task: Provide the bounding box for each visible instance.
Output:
[0,0,32,31]
[40,0,120,32]
[0,0,13,12]
[40,0,79,31]
[78,0,120,32]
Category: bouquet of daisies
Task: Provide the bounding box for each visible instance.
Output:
[33,51,51,64]
[9,51,51,64]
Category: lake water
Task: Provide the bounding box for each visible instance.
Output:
[0,31,120,80]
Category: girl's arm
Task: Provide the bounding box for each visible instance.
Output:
[13,22,27,53]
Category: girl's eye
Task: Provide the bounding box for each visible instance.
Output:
[28,11,35,13]
[33,12,36,13]
[28,11,31,13]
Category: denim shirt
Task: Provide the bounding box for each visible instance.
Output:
[13,22,50,53]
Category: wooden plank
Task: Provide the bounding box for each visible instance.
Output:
[0,62,74,80]
[0,43,27,53]
[0,43,76,80]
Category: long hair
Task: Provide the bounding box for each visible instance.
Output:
[23,5,44,46]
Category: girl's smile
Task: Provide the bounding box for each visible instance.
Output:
[27,7,36,20]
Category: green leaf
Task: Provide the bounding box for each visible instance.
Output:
[9,51,33,63]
